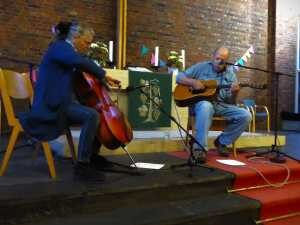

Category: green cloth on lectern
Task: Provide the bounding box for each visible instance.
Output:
[128,71,172,129]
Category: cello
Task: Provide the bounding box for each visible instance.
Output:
[74,72,133,150]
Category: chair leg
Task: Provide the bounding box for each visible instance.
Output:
[267,114,270,132]
[65,128,77,164]
[0,100,1,136]
[185,116,192,147]
[249,107,255,133]
[186,115,196,150]
[0,126,20,176]
[252,116,256,133]
[232,142,237,158]
[41,142,57,179]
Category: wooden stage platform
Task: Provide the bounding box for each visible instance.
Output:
[50,129,286,157]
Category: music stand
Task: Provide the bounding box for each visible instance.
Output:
[126,84,214,173]
[226,62,300,163]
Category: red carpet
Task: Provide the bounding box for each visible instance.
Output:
[169,150,300,224]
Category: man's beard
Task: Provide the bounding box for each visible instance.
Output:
[213,63,226,73]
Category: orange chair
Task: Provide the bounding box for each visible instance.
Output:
[0,69,76,179]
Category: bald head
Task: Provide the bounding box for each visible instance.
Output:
[212,47,229,72]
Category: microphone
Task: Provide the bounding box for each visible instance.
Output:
[126,84,150,92]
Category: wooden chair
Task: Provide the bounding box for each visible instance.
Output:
[0,69,76,179]
[0,88,1,135]
[187,115,238,157]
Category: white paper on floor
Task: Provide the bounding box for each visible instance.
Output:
[216,159,246,166]
[130,162,165,169]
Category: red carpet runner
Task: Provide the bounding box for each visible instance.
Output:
[169,150,300,224]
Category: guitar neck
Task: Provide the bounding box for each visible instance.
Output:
[185,80,265,92]
[201,80,245,89]
[217,82,266,90]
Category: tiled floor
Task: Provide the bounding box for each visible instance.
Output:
[282,131,300,161]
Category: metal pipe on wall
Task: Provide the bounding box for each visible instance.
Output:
[117,0,127,69]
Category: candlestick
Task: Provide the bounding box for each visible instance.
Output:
[181,49,185,70]
[154,46,159,67]
[109,41,113,63]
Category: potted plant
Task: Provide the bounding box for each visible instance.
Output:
[166,51,183,75]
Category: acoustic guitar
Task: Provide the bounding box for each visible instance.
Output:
[173,80,266,107]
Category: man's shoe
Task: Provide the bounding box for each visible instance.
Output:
[214,138,229,157]
[193,150,207,164]
[90,155,114,170]
[74,162,105,182]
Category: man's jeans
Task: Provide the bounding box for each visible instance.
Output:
[66,102,100,162]
[191,101,252,150]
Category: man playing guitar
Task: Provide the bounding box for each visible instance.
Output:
[176,46,252,163]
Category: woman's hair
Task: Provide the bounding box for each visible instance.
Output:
[53,21,94,41]
[53,20,79,41]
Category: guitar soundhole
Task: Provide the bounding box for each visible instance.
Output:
[191,89,205,94]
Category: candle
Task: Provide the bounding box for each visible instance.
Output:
[181,49,185,70]
[154,46,159,67]
[109,41,113,62]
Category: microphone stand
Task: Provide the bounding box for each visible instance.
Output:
[226,62,299,163]
[127,84,214,174]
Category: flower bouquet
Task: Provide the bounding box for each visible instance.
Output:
[166,51,183,71]
[87,41,109,67]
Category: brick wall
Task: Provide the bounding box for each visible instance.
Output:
[1,0,269,88]
[126,0,269,104]
[0,0,116,71]
[0,0,116,132]
[3,0,294,132]
[276,0,300,113]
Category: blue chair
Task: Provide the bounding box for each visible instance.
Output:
[241,99,270,132]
